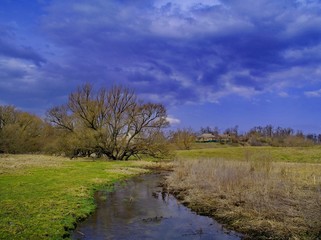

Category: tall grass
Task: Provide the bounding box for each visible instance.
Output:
[166,157,321,239]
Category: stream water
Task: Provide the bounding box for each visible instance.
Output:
[71,173,242,240]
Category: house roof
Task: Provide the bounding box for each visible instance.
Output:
[198,133,216,138]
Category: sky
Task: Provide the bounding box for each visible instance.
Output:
[1,0,321,134]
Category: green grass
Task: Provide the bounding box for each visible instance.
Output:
[0,155,154,240]
[177,145,321,163]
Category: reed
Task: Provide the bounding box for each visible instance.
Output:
[166,157,321,239]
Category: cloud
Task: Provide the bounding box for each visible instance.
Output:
[0,25,46,66]
[0,39,46,66]
[2,0,321,115]
[304,89,321,97]
[166,116,181,125]
[278,91,289,97]
[35,1,321,81]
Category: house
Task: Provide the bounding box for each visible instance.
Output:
[196,133,218,142]
[218,134,231,143]
[196,133,232,143]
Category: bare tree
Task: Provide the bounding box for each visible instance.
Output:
[47,84,169,160]
[46,105,74,132]
[200,126,219,136]
[0,105,18,130]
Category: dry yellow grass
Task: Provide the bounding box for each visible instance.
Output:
[0,154,66,174]
[166,158,321,239]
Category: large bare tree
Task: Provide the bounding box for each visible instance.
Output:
[47,84,169,160]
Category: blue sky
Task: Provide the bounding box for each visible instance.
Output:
[1,0,321,133]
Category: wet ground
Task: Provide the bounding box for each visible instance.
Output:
[71,173,241,240]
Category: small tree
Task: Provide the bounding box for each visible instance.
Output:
[170,128,196,150]
[47,84,170,160]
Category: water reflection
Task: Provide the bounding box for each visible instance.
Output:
[72,173,241,240]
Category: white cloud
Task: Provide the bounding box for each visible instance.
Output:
[150,0,253,39]
[72,3,100,14]
[166,116,181,125]
[282,44,321,61]
[0,57,39,84]
[154,0,221,11]
[304,89,321,97]
[278,91,289,97]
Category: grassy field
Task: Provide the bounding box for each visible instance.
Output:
[1,147,321,239]
[177,145,321,163]
[0,154,160,240]
[168,146,321,239]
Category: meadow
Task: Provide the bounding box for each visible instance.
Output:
[167,145,321,239]
[0,154,159,239]
[177,144,321,163]
[1,146,321,239]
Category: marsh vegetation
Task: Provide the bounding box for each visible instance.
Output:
[167,148,321,239]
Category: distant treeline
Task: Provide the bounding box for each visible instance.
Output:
[1,102,320,155]
[198,125,320,147]
[169,125,321,150]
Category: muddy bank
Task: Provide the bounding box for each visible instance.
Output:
[71,172,242,239]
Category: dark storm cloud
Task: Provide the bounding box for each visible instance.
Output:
[0,25,46,66]
[0,39,46,67]
[0,23,50,110]
[2,0,321,111]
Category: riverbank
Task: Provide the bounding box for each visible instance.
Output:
[0,154,167,239]
[166,156,321,239]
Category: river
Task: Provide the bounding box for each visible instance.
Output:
[71,172,242,240]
